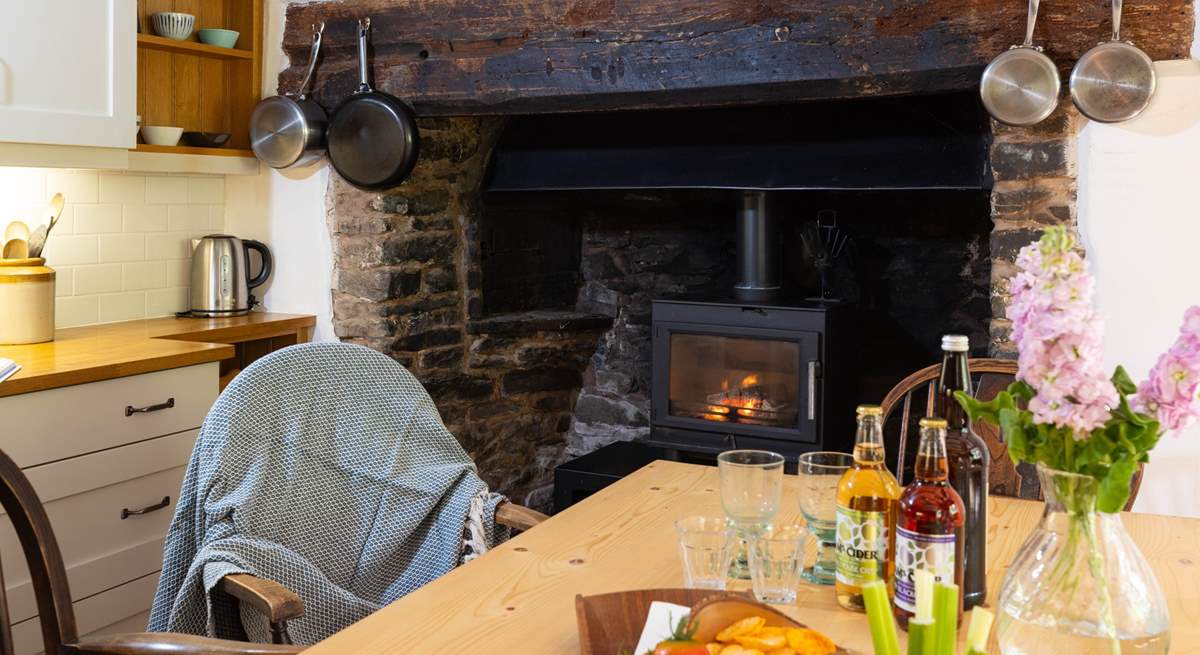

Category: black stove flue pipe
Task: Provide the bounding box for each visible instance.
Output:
[733,190,780,303]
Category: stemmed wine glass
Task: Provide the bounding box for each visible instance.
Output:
[718,449,785,579]
[797,451,854,585]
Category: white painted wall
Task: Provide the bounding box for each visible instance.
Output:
[223,0,335,342]
[1078,58,1200,518]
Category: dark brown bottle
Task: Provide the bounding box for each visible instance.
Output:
[894,418,965,629]
[934,335,988,609]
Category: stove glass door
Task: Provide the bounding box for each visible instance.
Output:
[667,333,800,428]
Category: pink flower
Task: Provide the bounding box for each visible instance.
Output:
[1007,227,1117,435]
[1135,306,1200,433]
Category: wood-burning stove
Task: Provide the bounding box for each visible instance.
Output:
[650,298,854,458]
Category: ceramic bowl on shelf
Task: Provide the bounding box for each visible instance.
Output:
[152,12,195,40]
[140,125,184,147]
[198,28,240,49]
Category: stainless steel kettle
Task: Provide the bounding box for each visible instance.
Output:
[189,235,273,317]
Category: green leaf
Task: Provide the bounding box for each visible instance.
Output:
[999,407,1027,464]
[1111,366,1138,396]
[1097,456,1138,513]
[1008,380,1035,403]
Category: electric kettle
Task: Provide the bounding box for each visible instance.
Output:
[189,235,273,317]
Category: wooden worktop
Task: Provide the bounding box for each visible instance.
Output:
[0,313,315,398]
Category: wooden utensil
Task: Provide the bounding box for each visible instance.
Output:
[4,220,30,244]
[3,239,29,259]
[28,193,65,259]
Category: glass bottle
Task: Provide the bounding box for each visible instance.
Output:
[835,405,901,611]
[935,334,988,609]
[894,418,965,629]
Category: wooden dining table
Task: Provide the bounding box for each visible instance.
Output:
[305,460,1200,654]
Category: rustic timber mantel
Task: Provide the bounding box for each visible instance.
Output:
[282,0,1193,115]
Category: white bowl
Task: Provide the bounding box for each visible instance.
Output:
[152,12,195,40]
[140,126,184,147]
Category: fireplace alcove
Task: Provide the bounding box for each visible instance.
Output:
[475,91,994,486]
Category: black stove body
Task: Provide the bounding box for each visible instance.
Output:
[649,298,855,459]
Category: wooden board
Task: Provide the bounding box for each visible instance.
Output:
[303,460,1200,655]
[0,312,315,397]
[280,0,1195,115]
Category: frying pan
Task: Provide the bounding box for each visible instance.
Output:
[980,0,1060,126]
[1070,0,1156,123]
[327,18,420,190]
[250,23,328,169]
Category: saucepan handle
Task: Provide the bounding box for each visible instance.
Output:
[297,22,325,100]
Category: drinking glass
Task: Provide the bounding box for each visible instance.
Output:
[748,523,809,604]
[675,515,736,590]
[797,451,853,585]
[718,450,785,579]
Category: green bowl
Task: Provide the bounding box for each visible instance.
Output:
[198,28,240,49]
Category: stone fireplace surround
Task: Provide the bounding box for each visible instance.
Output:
[290,0,1194,508]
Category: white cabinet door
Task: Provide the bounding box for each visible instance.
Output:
[0,0,136,149]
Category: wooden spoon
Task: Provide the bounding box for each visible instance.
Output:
[4,220,30,243]
[3,238,29,259]
[28,193,65,259]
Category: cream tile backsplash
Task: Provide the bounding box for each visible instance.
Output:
[0,169,225,328]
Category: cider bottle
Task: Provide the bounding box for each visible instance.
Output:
[894,418,965,629]
[935,334,989,609]
[835,405,901,611]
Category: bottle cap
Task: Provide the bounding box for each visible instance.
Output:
[942,335,969,352]
[857,404,883,416]
[919,417,948,429]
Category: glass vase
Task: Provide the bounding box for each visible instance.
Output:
[996,465,1170,655]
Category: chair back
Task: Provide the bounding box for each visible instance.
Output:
[879,357,1143,510]
[0,449,78,655]
[880,358,1028,497]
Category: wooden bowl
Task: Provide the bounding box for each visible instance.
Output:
[575,589,850,655]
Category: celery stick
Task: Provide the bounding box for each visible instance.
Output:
[932,582,959,655]
[907,618,936,655]
[964,607,994,655]
[862,580,901,655]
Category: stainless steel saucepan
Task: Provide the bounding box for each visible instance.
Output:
[1070,0,1156,123]
[250,23,328,168]
[980,0,1060,126]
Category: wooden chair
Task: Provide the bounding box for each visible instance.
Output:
[215,502,548,644]
[879,358,1143,510]
[0,447,303,655]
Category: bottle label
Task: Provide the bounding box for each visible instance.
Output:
[835,506,888,586]
[894,526,956,612]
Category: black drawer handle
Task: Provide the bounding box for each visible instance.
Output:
[125,397,175,417]
[121,496,170,520]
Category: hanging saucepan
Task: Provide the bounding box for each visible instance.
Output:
[250,23,328,168]
[980,0,1060,126]
[1070,0,1156,123]
[326,18,420,190]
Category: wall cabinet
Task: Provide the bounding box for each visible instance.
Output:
[0,0,137,149]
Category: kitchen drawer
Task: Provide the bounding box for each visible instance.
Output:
[11,572,160,655]
[0,362,217,467]
[1,431,195,623]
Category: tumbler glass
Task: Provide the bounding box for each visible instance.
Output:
[675,515,735,590]
[797,451,853,585]
[748,523,809,604]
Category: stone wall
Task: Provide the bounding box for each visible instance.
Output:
[328,116,605,507]
[988,102,1081,357]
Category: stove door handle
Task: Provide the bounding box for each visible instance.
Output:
[807,360,818,421]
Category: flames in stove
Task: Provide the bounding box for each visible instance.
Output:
[693,373,791,425]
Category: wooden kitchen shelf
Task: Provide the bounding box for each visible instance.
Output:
[133,143,255,158]
[136,34,253,60]
[136,0,263,153]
